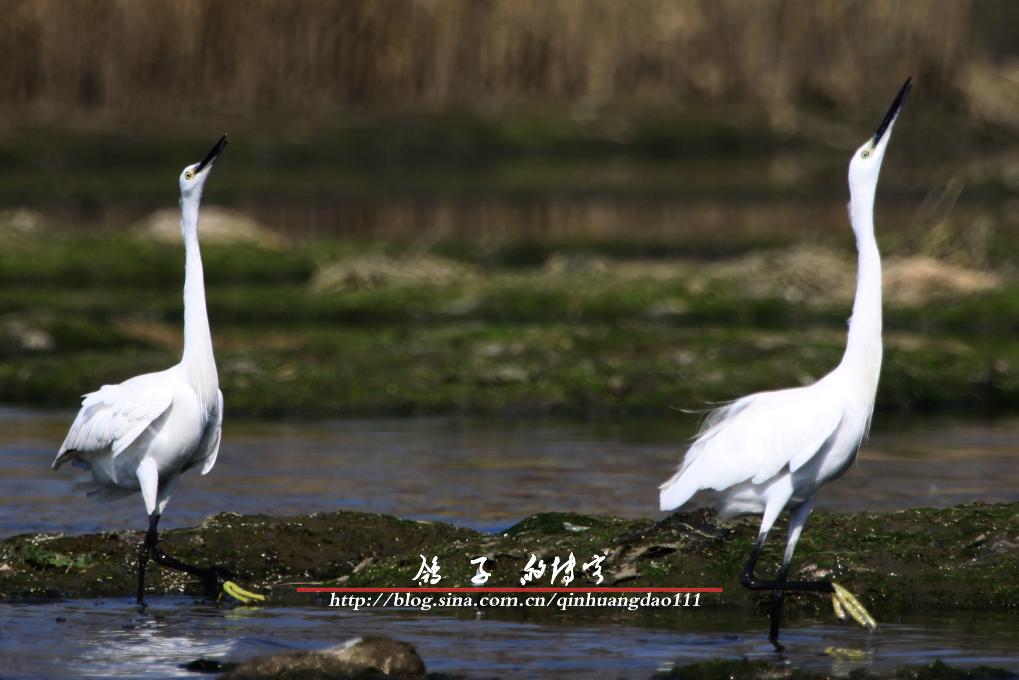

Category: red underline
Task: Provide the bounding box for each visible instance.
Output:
[296,587,723,593]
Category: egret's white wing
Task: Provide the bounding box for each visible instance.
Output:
[184,389,223,475]
[53,372,174,471]
[660,384,843,511]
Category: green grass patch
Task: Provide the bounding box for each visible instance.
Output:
[1,232,1018,418]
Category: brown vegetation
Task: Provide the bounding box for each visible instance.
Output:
[701,245,1002,307]
[0,0,1012,124]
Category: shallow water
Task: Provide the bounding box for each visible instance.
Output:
[4,408,1019,537]
[2,599,1018,679]
[3,408,1019,678]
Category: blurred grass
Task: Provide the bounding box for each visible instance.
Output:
[0,117,826,209]
[2,231,1019,418]
[0,0,1011,126]
[0,1,1014,422]
[0,106,1011,209]
[0,1,1015,211]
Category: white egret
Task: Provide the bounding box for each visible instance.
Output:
[52,134,262,608]
[659,79,912,649]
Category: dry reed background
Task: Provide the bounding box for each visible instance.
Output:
[0,0,1014,127]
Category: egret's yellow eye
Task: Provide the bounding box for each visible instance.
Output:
[861,150,870,159]
[184,170,194,180]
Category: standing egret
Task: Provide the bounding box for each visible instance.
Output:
[52,134,262,608]
[659,79,911,649]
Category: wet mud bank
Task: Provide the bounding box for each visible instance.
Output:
[1,502,1017,616]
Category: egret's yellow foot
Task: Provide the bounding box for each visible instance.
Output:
[222,580,266,604]
[831,582,876,630]
[823,647,869,661]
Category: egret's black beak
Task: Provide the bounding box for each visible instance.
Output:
[873,78,911,146]
[195,134,228,173]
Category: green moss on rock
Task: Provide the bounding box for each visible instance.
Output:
[3,503,1018,617]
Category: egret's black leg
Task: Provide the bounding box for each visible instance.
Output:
[136,513,160,608]
[741,503,822,651]
[137,512,233,603]
[741,551,833,593]
[740,533,768,590]
[150,540,232,598]
[768,561,791,648]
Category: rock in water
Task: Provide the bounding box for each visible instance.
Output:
[220,636,426,679]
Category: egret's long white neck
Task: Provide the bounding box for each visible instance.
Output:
[180,196,218,407]
[841,180,883,407]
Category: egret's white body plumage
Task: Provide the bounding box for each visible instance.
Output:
[659,367,871,523]
[53,152,224,521]
[657,78,911,648]
[660,84,903,547]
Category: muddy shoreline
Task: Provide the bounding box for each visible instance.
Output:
[3,502,1016,615]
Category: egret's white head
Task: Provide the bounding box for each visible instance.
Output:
[179,134,228,201]
[848,79,911,206]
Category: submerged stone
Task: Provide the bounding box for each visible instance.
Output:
[220,636,426,679]
[653,659,1017,680]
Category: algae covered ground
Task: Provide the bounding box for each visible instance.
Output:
[2,223,1019,419]
[3,502,1017,616]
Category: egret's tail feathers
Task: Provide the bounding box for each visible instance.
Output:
[658,471,699,512]
[73,471,135,503]
[84,485,135,503]
[51,448,75,470]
